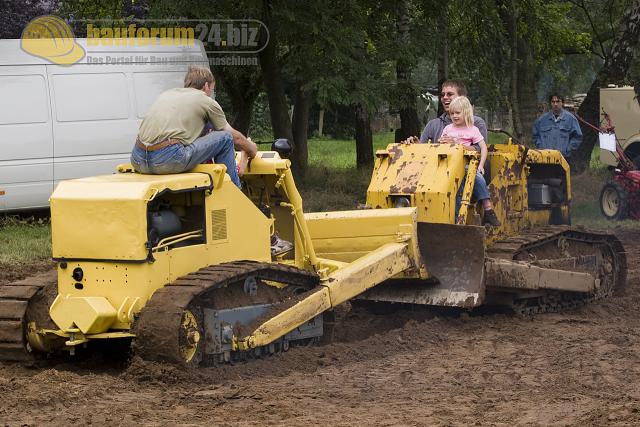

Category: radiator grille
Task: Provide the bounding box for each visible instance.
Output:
[210,209,227,241]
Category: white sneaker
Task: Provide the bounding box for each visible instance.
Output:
[271,234,293,256]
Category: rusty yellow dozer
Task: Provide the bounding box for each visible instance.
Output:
[0,140,626,366]
[359,141,626,312]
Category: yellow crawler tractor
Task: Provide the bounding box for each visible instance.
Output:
[0,140,626,366]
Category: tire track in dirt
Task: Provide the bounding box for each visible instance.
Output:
[1,230,639,426]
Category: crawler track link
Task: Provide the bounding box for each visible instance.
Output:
[134,260,320,367]
[487,226,627,315]
[0,272,56,362]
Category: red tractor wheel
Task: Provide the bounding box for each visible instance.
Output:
[599,181,629,220]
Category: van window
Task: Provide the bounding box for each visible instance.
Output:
[52,73,129,122]
[133,71,184,118]
[0,75,48,125]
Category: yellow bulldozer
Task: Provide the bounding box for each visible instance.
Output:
[0,140,627,366]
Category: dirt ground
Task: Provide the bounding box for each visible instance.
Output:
[1,229,639,426]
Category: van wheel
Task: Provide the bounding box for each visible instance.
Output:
[599,182,629,220]
[632,154,640,170]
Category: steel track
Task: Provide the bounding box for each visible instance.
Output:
[487,226,627,315]
[0,272,56,362]
[134,260,320,366]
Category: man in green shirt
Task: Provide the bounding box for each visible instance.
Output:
[131,65,257,188]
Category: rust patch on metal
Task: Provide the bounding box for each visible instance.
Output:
[489,183,498,201]
[389,160,426,194]
[497,186,508,201]
[387,145,403,165]
[357,281,481,308]
[415,222,486,306]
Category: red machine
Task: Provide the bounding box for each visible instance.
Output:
[596,112,640,220]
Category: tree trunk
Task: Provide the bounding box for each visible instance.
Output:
[436,1,449,117]
[318,109,324,137]
[291,86,312,179]
[395,0,420,140]
[516,39,539,146]
[258,0,294,143]
[355,103,374,170]
[219,77,260,135]
[508,4,524,143]
[574,0,640,173]
[229,96,255,136]
[205,57,262,136]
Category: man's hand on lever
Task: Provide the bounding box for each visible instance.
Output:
[400,136,420,145]
[237,150,249,176]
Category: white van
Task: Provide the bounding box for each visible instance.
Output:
[0,38,208,211]
[600,86,640,167]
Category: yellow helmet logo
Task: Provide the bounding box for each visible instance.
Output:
[21,15,85,66]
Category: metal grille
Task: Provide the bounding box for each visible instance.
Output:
[210,209,227,240]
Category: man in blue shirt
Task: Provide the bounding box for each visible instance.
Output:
[403,80,488,146]
[401,80,500,226]
[532,94,582,165]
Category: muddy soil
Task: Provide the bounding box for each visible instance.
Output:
[1,229,639,426]
[0,260,53,285]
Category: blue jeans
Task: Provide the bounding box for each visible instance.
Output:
[131,131,240,188]
[456,171,490,215]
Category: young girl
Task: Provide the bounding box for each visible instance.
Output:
[440,96,501,226]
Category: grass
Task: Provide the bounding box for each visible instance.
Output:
[300,130,556,212]
[569,145,638,230]
[307,131,396,168]
[301,132,394,211]
[301,131,636,231]
[306,131,507,171]
[0,131,633,267]
[0,216,51,266]
[571,168,637,230]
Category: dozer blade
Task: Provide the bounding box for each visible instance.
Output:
[359,222,486,308]
[238,242,414,350]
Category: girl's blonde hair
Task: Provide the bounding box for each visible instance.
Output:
[449,96,474,128]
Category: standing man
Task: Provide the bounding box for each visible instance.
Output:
[131,65,257,188]
[532,93,582,165]
[403,80,488,146]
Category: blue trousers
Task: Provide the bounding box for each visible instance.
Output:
[456,172,490,215]
[131,131,240,188]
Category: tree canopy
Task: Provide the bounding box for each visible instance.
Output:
[4,0,639,175]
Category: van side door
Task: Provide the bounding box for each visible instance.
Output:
[48,64,138,185]
[0,65,53,210]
